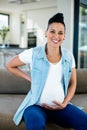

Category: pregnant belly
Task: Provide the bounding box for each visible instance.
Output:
[38,86,64,106]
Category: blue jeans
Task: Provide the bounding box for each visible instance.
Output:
[23,104,87,130]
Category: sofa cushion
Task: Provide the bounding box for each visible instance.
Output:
[0,94,25,116]
[71,94,87,112]
[0,69,30,94]
[0,94,26,130]
[76,69,87,94]
[0,68,87,94]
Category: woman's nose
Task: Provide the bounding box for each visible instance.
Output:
[54,33,59,39]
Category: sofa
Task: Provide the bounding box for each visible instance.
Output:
[0,68,87,130]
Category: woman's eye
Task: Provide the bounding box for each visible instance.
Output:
[58,32,64,35]
[50,30,55,33]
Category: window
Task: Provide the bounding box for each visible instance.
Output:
[78,6,87,68]
[73,0,87,68]
[0,13,10,30]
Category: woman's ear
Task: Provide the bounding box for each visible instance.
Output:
[63,33,66,40]
[44,31,47,37]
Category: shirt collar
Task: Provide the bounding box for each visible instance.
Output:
[36,43,48,61]
[37,43,70,63]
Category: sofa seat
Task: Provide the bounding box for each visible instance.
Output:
[0,94,26,130]
[0,94,73,130]
[0,94,86,130]
[71,94,87,112]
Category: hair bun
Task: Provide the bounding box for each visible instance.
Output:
[53,13,64,22]
[47,13,65,30]
[48,13,64,24]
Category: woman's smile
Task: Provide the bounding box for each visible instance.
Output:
[52,38,60,44]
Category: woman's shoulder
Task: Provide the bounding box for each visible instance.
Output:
[61,46,73,56]
[61,46,75,64]
[33,44,45,54]
[33,44,44,50]
[32,44,45,58]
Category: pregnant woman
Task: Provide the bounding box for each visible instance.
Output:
[6,13,87,130]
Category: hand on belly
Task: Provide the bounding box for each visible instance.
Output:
[41,100,66,110]
[39,94,64,106]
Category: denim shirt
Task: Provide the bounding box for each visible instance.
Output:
[13,44,73,125]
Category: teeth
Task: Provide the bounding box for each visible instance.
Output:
[53,39,58,43]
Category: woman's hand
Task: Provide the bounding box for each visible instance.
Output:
[42,100,67,110]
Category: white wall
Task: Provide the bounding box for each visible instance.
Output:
[57,0,74,51]
[10,12,21,45]
[20,7,57,48]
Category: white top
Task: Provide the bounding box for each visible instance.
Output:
[19,48,75,106]
[38,59,64,106]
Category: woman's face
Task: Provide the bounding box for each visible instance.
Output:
[45,22,65,48]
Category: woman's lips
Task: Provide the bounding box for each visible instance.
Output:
[52,39,59,44]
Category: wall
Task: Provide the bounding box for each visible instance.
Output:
[57,0,74,51]
[20,7,57,48]
[10,12,21,45]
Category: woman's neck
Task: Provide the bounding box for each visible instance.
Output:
[46,44,61,63]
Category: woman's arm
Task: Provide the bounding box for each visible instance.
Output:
[6,55,31,82]
[62,67,76,106]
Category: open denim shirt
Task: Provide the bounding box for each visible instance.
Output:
[13,43,73,125]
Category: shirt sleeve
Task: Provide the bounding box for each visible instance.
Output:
[18,48,33,64]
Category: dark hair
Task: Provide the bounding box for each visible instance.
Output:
[47,13,66,30]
